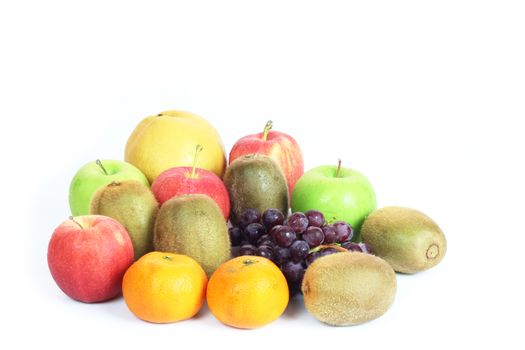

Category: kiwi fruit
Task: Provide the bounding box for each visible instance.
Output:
[361,206,447,274]
[224,154,288,225]
[153,194,230,276]
[90,180,158,260]
[302,252,396,326]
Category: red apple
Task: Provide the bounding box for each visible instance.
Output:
[229,121,304,196]
[47,215,134,303]
[151,145,230,219]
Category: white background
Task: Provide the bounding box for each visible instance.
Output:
[1,1,524,349]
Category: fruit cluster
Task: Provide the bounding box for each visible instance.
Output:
[47,110,447,329]
[229,208,373,295]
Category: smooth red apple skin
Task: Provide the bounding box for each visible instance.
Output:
[229,130,304,195]
[151,167,230,220]
[47,215,134,303]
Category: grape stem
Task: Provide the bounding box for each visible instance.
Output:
[190,145,204,178]
[335,159,342,178]
[69,216,84,229]
[96,159,109,175]
[262,120,273,141]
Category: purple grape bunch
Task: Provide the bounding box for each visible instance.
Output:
[228,208,374,297]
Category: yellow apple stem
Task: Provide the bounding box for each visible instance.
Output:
[191,144,204,178]
[262,120,273,141]
[69,216,84,229]
[335,159,342,178]
[96,159,109,175]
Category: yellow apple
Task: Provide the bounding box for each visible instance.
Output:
[125,110,226,182]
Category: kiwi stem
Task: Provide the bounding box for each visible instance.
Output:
[96,159,109,175]
[262,120,273,141]
[69,216,84,229]
[335,159,342,178]
[190,145,204,178]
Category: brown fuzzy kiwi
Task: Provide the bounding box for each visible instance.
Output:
[224,154,289,225]
[90,180,158,260]
[153,194,231,276]
[361,206,447,273]
[302,252,396,326]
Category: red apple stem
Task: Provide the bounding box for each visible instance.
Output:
[191,145,204,178]
[69,216,84,229]
[262,120,273,141]
[96,159,109,175]
[335,159,342,178]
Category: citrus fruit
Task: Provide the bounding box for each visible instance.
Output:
[125,110,226,182]
[122,251,207,323]
[206,255,289,329]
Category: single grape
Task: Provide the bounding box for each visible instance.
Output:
[305,210,325,227]
[302,226,325,247]
[322,225,338,244]
[256,245,275,261]
[262,208,285,230]
[333,221,353,242]
[318,247,340,258]
[286,212,309,234]
[270,225,297,247]
[281,261,305,284]
[289,240,310,263]
[273,246,291,265]
[256,234,274,247]
[358,242,373,254]
[341,241,362,252]
[239,244,257,256]
[228,227,243,246]
[244,223,266,245]
[238,208,261,229]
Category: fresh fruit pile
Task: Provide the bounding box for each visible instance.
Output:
[228,208,373,295]
[47,110,447,329]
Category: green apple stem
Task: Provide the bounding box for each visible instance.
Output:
[96,159,109,175]
[69,216,84,229]
[262,120,273,141]
[190,145,204,178]
[335,159,342,178]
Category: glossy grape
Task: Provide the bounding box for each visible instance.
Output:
[256,234,274,247]
[302,226,324,247]
[270,225,297,247]
[273,246,291,265]
[358,242,373,254]
[290,240,310,263]
[333,221,353,242]
[341,241,362,252]
[322,225,338,244]
[286,212,309,234]
[281,261,305,284]
[262,208,285,230]
[238,208,261,229]
[257,245,274,261]
[305,210,325,227]
[244,223,266,245]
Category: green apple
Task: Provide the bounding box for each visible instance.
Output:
[69,159,149,216]
[291,160,376,241]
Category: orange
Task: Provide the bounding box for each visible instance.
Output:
[206,255,289,329]
[122,251,207,323]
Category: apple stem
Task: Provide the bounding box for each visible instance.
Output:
[69,216,84,229]
[262,120,273,141]
[96,159,109,176]
[335,159,342,178]
[191,145,204,178]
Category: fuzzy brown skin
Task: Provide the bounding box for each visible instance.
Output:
[302,252,396,326]
[90,180,158,261]
[361,206,447,274]
[153,194,231,277]
[224,154,289,225]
